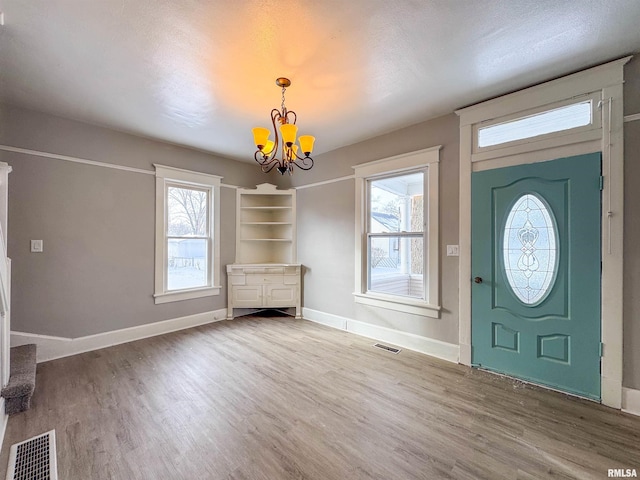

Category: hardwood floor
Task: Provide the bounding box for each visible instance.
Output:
[1,314,639,479]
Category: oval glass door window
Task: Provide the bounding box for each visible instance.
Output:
[503,193,558,304]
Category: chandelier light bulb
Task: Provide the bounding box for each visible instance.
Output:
[252,127,270,150]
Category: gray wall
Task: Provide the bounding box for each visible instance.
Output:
[287,113,460,345]
[0,104,267,337]
[297,180,356,319]
[623,56,640,390]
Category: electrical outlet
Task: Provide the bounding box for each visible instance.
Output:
[30,240,43,253]
[446,245,459,256]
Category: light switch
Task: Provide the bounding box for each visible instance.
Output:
[31,240,43,253]
[446,245,459,256]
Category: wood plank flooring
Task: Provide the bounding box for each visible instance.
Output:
[1,314,639,479]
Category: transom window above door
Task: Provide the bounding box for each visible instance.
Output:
[470,91,602,162]
[477,100,593,148]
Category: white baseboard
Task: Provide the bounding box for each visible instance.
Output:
[302,308,347,330]
[302,307,459,364]
[459,343,472,366]
[602,375,623,409]
[622,387,640,417]
[11,308,227,363]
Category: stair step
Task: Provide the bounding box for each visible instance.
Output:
[1,344,37,415]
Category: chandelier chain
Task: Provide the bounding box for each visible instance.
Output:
[281,86,286,114]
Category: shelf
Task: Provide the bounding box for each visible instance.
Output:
[241,238,292,242]
[236,183,296,264]
[240,209,292,224]
[240,192,293,209]
[241,222,292,225]
[241,206,292,210]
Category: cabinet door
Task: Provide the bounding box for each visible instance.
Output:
[265,284,296,307]
[231,285,263,308]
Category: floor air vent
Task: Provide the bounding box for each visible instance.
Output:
[6,430,57,480]
[373,343,401,354]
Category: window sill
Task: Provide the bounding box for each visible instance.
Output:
[154,286,221,304]
[353,292,441,318]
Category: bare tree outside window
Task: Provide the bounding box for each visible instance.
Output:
[167,186,209,290]
[370,189,401,221]
[168,187,208,236]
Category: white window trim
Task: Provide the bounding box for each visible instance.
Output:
[353,146,441,318]
[154,164,222,304]
[456,56,630,409]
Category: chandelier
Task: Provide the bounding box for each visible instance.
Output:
[252,77,315,175]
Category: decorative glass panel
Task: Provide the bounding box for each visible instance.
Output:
[503,194,557,304]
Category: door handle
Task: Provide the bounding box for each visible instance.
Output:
[474,277,483,284]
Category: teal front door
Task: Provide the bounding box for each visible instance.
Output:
[471,153,601,400]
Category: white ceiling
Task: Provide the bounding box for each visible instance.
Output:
[1,0,640,162]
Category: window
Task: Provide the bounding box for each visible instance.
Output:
[368,172,424,298]
[354,147,440,317]
[471,92,601,160]
[154,165,221,304]
[166,185,209,291]
[478,101,592,148]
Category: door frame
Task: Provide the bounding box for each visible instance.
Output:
[456,57,630,408]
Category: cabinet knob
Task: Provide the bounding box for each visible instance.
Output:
[474,276,483,284]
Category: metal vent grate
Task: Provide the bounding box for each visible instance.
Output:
[6,430,57,480]
[373,343,401,354]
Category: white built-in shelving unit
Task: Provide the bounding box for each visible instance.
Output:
[236,183,296,263]
[227,183,301,319]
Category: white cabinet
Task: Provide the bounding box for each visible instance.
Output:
[227,184,301,320]
[229,285,263,308]
[226,264,301,319]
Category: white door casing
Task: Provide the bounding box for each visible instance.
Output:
[456,57,630,408]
